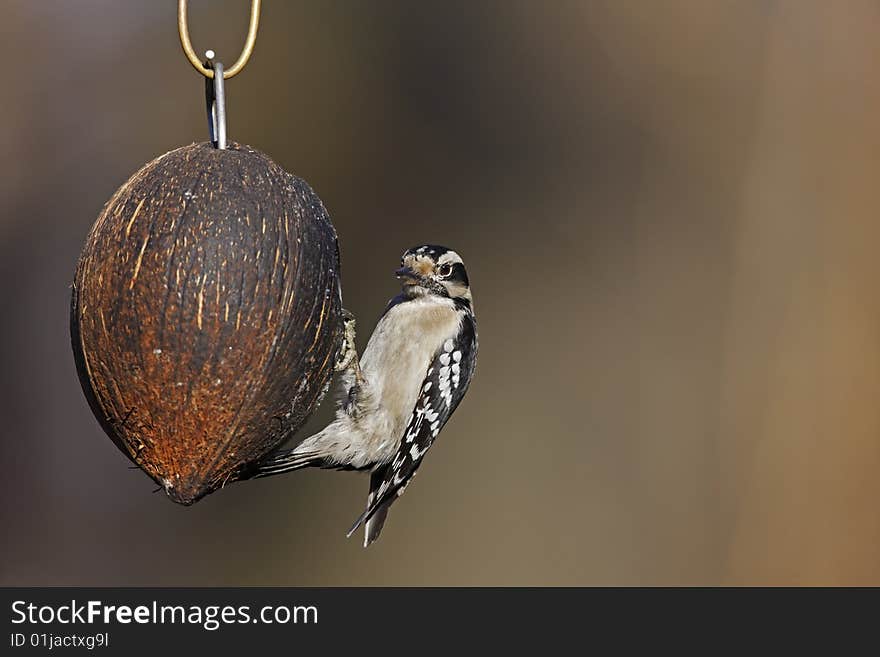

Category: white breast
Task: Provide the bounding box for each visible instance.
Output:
[357,295,462,461]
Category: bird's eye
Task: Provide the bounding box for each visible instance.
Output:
[438,263,453,278]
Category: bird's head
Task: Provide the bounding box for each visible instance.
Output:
[396,245,471,303]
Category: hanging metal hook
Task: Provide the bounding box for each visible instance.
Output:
[178,0,261,79]
[204,53,227,149]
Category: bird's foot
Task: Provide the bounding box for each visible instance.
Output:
[335,309,361,375]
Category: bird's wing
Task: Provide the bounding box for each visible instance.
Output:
[348,311,477,546]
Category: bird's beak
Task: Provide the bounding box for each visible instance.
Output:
[395,266,421,284]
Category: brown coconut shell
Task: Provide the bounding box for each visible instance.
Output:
[71,141,342,505]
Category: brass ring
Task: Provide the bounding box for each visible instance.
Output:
[178,0,261,79]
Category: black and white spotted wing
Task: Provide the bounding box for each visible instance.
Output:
[348,310,477,543]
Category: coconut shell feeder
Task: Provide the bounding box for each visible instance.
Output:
[71,1,344,504]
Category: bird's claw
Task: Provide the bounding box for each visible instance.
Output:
[336,309,364,384]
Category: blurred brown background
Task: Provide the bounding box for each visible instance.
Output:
[1,0,879,585]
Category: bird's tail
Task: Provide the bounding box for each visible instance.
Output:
[363,505,391,547]
[346,503,391,548]
[346,467,393,547]
[242,448,325,479]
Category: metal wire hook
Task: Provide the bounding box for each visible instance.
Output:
[178,0,261,79]
[205,54,227,149]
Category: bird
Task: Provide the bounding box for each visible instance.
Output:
[244,244,478,547]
